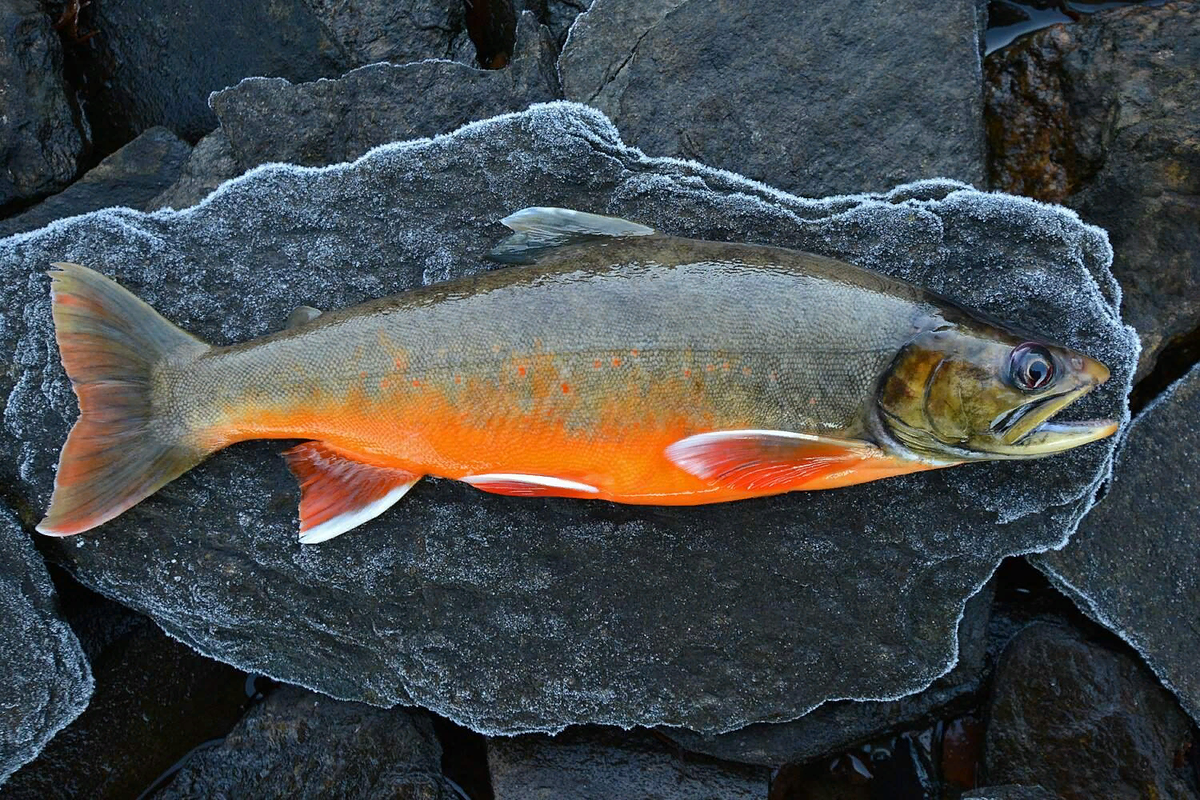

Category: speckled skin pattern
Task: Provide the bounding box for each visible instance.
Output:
[170,235,940,502]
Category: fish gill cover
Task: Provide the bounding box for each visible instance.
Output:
[0,102,1138,734]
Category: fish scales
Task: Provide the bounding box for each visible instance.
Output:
[178,238,930,483]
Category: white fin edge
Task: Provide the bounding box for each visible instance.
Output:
[298,480,418,544]
[461,473,600,494]
[499,207,655,238]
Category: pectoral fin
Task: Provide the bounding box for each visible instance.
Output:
[283,442,420,543]
[666,429,928,491]
[488,207,656,264]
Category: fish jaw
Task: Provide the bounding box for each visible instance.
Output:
[984,353,1117,457]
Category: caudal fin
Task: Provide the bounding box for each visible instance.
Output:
[37,263,212,536]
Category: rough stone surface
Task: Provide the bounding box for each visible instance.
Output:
[65,0,350,147]
[985,2,1200,380]
[151,12,560,210]
[984,622,1194,799]
[0,611,248,798]
[0,0,87,209]
[662,580,994,766]
[0,507,92,786]
[304,0,475,65]
[963,787,1059,800]
[560,0,987,197]
[489,727,768,800]
[156,686,448,799]
[517,0,592,49]
[1033,359,1200,725]
[0,104,1135,735]
[0,128,190,239]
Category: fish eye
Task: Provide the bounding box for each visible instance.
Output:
[1008,342,1056,392]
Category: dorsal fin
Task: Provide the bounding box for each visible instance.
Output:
[488,207,656,264]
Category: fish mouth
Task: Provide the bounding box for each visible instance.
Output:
[983,357,1118,457]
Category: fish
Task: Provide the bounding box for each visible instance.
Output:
[35,207,1118,543]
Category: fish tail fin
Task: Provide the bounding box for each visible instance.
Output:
[37,263,213,536]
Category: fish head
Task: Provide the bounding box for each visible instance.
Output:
[876,321,1118,462]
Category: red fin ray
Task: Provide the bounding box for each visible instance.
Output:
[283,442,421,543]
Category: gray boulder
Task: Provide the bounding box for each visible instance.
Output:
[151,12,561,211]
[489,727,769,799]
[984,622,1194,799]
[985,2,1200,380]
[0,128,190,239]
[0,103,1136,734]
[156,686,449,799]
[0,0,87,209]
[1033,359,1200,725]
[560,0,987,197]
[0,507,92,786]
[65,0,350,147]
[303,0,476,65]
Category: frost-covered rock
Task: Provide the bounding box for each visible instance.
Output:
[986,2,1200,380]
[156,686,448,799]
[1033,360,1200,725]
[559,0,987,196]
[0,128,190,239]
[0,103,1135,734]
[662,581,993,766]
[64,0,350,147]
[0,0,87,208]
[151,12,560,211]
[984,622,1194,798]
[0,507,92,786]
[489,728,769,799]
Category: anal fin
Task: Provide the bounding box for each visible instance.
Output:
[665,429,923,492]
[283,442,420,543]
[461,473,600,499]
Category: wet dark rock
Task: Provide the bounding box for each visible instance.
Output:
[661,581,994,766]
[151,12,559,210]
[559,0,987,197]
[963,786,1059,800]
[156,686,448,799]
[63,0,350,149]
[0,0,87,210]
[0,612,248,798]
[0,104,1136,734]
[303,0,476,65]
[489,727,769,799]
[983,622,1194,799]
[985,2,1200,380]
[0,128,190,239]
[0,508,91,786]
[1033,359,1200,725]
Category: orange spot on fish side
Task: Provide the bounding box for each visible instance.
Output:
[612,357,622,367]
[359,371,367,380]
[684,368,692,378]
[742,366,752,376]
[455,375,462,385]
[809,397,818,405]
[412,379,420,388]
[380,377,391,389]
[631,349,640,357]
[518,366,527,377]
[722,361,730,371]
[561,383,570,394]
[594,359,601,369]
[705,364,715,372]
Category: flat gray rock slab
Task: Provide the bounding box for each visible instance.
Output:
[560,0,986,197]
[0,103,1135,735]
[0,507,92,785]
[489,728,769,800]
[157,686,448,799]
[1033,360,1200,725]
